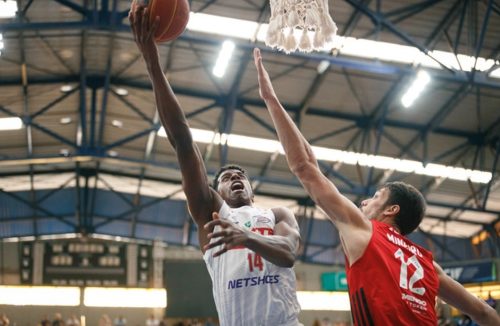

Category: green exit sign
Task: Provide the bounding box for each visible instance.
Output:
[321,271,348,291]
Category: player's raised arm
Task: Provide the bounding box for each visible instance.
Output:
[253,48,368,234]
[129,4,220,240]
[434,262,500,326]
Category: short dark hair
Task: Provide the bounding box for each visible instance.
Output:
[212,164,249,190]
[382,181,426,236]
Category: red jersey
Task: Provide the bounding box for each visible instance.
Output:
[345,220,439,326]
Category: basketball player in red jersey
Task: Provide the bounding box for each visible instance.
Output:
[254,48,500,325]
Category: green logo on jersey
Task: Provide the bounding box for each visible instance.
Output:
[244,221,252,228]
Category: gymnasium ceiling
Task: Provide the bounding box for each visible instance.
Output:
[0,0,499,264]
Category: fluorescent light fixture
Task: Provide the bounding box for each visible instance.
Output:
[188,12,259,40]
[157,127,492,183]
[401,70,431,108]
[0,117,23,130]
[490,67,500,78]
[186,12,499,79]
[297,291,350,311]
[0,286,80,306]
[111,119,123,128]
[60,85,73,93]
[0,0,17,18]
[60,148,70,156]
[115,88,129,96]
[60,117,72,124]
[212,40,235,78]
[0,33,4,53]
[84,287,166,308]
[107,150,119,157]
[317,60,330,74]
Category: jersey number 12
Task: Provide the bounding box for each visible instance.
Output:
[394,248,425,295]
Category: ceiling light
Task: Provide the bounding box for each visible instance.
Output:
[60,117,72,124]
[157,127,492,183]
[60,149,70,157]
[111,120,123,128]
[59,49,73,59]
[212,40,235,78]
[317,60,330,74]
[115,88,128,96]
[186,12,499,79]
[108,150,119,157]
[0,1,17,18]
[0,33,3,56]
[401,70,431,108]
[60,85,73,93]
[0,117,23,130]
[188,12,258,40]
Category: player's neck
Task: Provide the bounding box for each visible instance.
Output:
[226,199,253,208]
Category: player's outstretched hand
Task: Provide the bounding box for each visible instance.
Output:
[129,0,160,62]
[253,48,277,101]
[203,212,250,257]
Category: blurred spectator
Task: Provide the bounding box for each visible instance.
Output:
[52,313,65,326]
[321,318,332,326]
[458,314,478,326]
[436,297,453,326]
[66,315,80,326]
[39,315,51,326]
[312,319,321,326]
[146,315,159,326]
[0,313,10,326]
[99,314,112,326]
[114,315,127,326]
[486,292,497,310]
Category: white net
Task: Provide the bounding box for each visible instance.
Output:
[266,0,337,53]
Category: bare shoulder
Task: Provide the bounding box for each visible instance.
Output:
[271,206,296,224]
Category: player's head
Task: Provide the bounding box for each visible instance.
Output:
[213,164,254,206]
[360,181,426,235]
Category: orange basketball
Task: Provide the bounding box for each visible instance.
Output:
[148,0,190,43]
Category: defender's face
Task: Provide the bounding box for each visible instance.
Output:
[217,169,253,205]
[360,188,390,220]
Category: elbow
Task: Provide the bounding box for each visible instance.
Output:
[290,160,316,179]
[472,303,499,325]
[278,252,296,268]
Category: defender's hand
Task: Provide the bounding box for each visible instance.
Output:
[253,48,277,101]
[203,212,251,257]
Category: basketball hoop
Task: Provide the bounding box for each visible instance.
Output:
[266,0,337,53]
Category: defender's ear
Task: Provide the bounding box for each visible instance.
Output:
[384,204,400,217]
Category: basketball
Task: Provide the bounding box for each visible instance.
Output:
[148,0,190,43]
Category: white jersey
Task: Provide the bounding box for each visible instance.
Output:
[203,202,301,326]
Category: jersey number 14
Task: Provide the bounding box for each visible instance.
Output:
[247,253,264,272]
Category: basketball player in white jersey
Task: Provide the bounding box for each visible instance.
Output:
[129,4,301,325]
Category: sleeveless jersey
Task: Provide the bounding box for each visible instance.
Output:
[345,220,439,326]
[203,202,301,326]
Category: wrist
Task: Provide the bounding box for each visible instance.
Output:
[244,228,256,249]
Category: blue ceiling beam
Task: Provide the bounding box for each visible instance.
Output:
[2,20,500,89]
[0,75,487,144]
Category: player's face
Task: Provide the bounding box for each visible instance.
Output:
[360,188,390,220]
[217,169,253,206]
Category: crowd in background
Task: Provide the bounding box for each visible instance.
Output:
[0,295,497,326]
